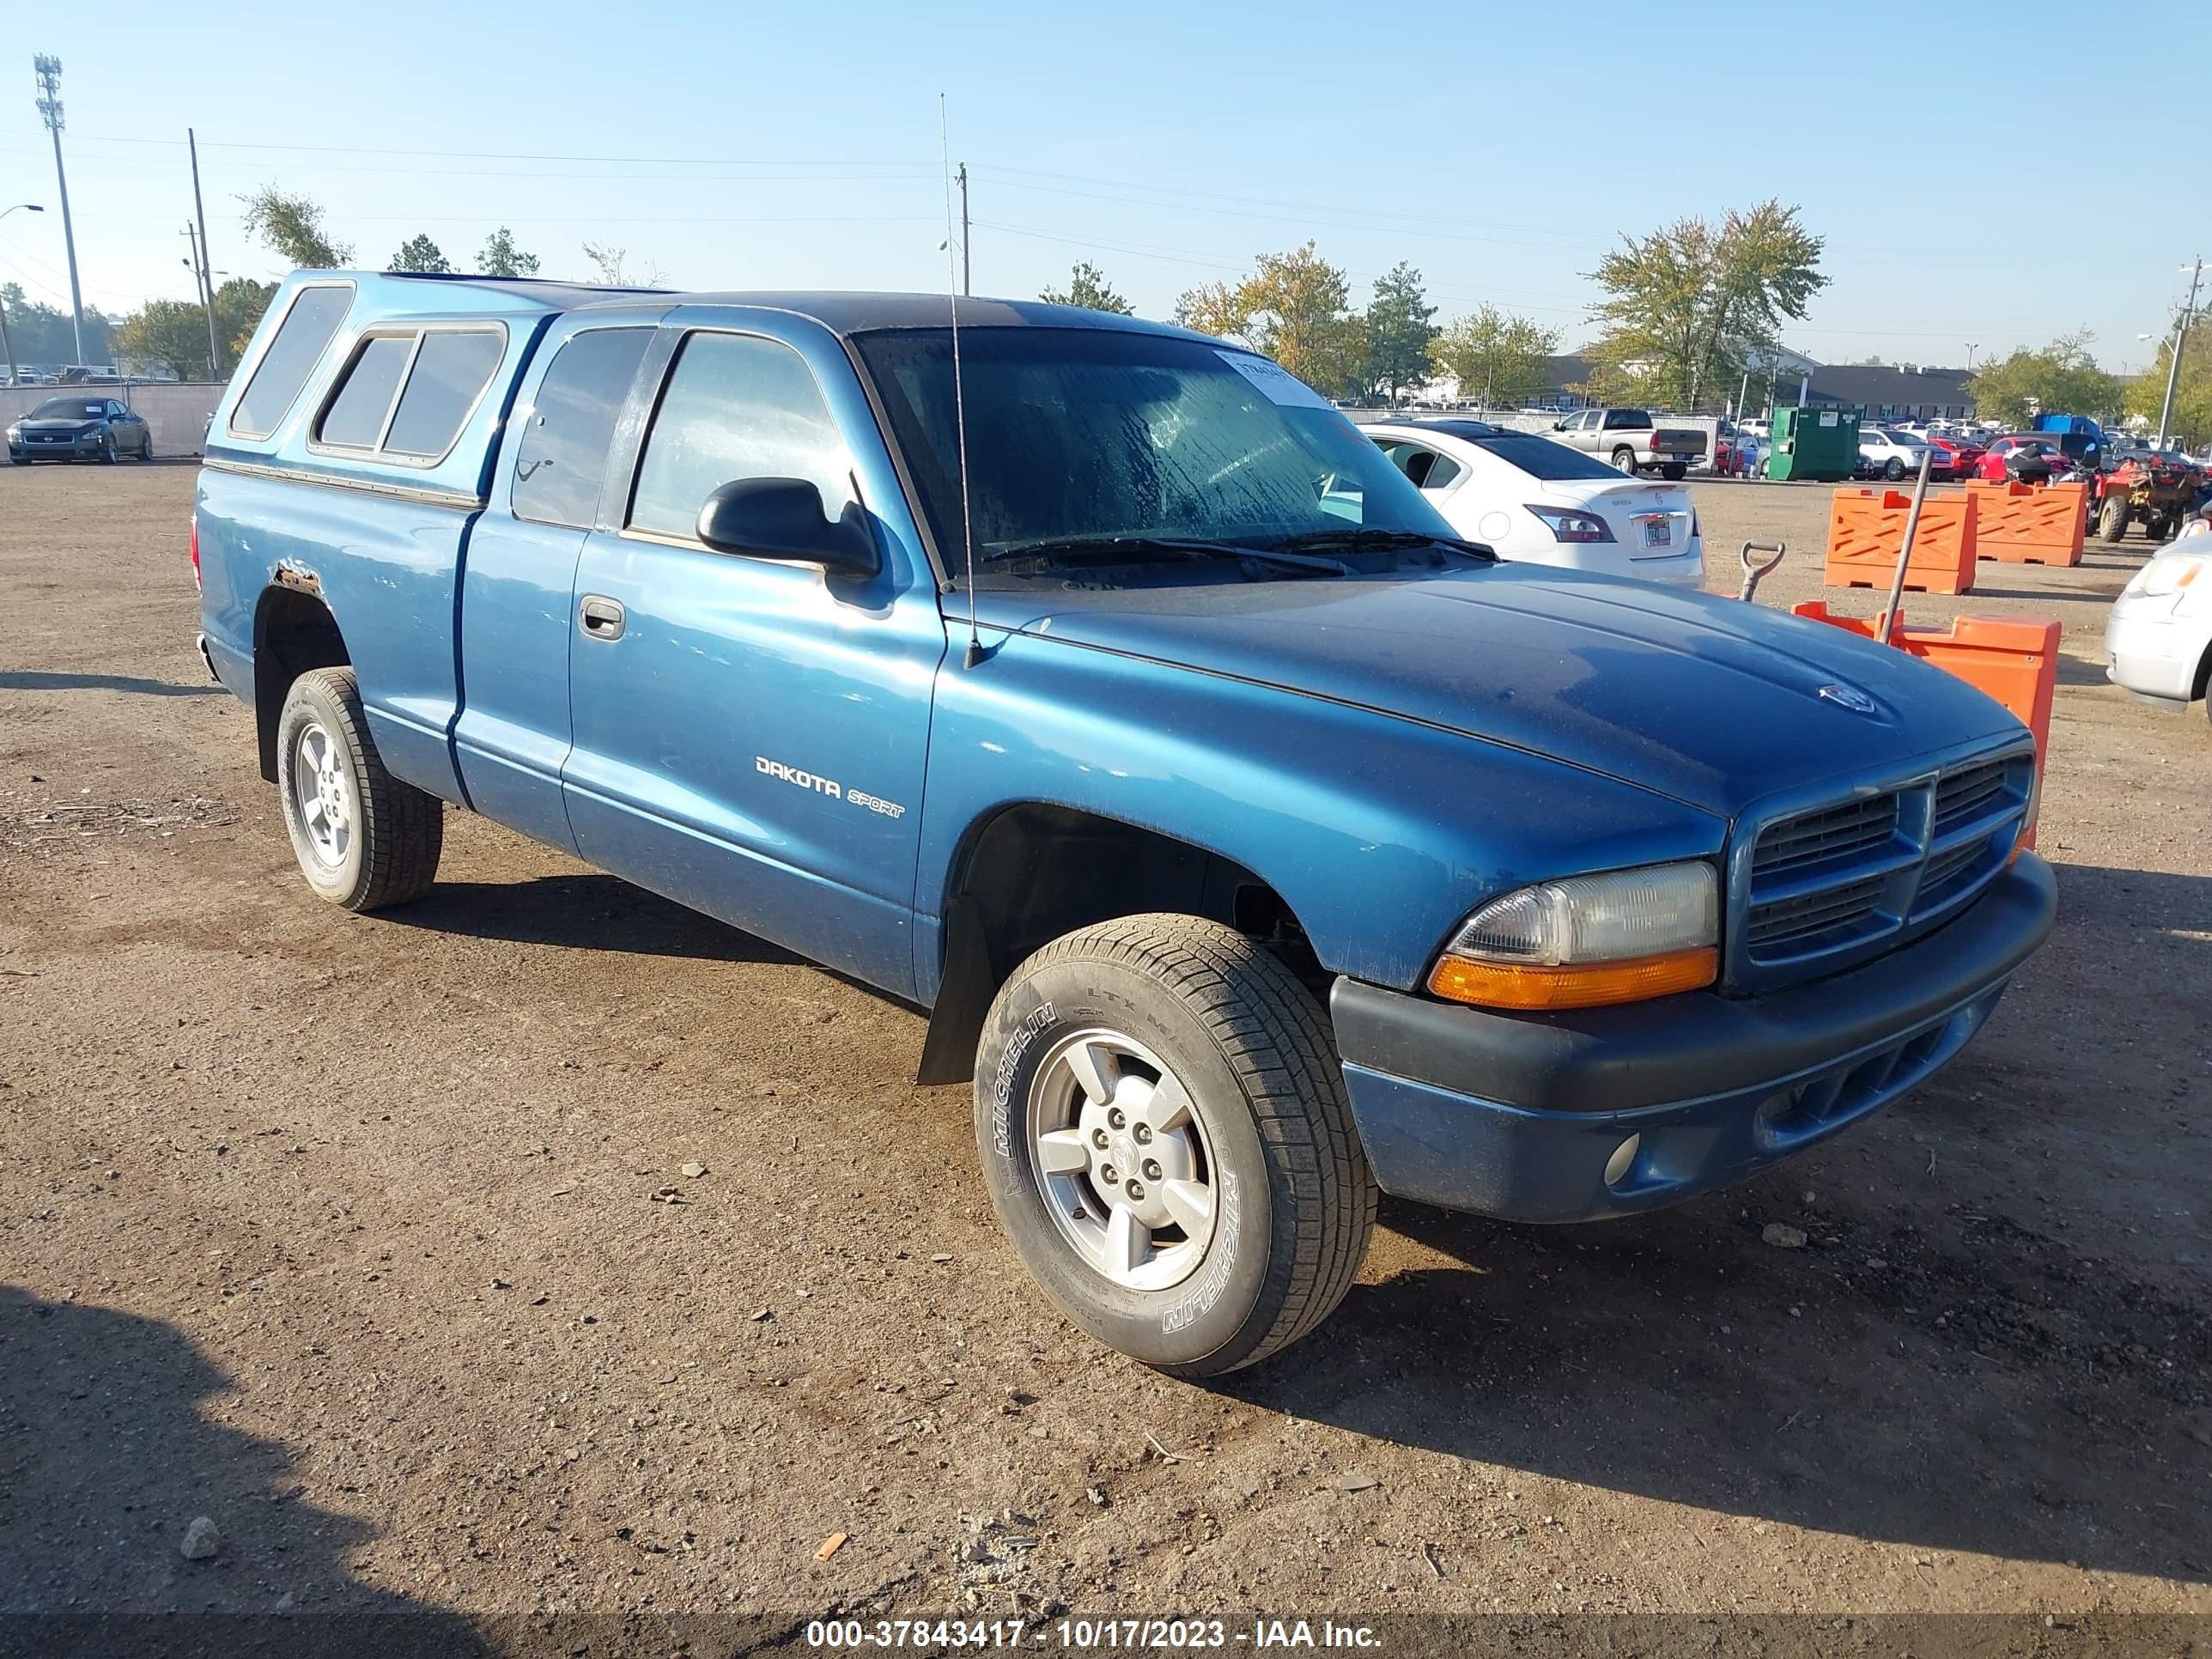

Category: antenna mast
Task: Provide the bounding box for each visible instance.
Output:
[940,96,981,669]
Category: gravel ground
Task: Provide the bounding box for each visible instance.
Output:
[1,464,2207,1656]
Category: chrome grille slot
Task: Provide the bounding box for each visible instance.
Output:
[1920,840,1984,893]
[1747,872,1890,951]
[1750,795,1899,878]
[1934,760,2007,835]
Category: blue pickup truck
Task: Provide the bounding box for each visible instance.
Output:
[194,271,2056,1375]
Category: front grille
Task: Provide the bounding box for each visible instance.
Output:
[1735,746,2033,988]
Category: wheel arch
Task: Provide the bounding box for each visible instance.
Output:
[915,801,1316,1087]
[252,584,350,783]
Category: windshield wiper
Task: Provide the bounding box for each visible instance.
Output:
[970,535,1352,577]
[1266,527,1498,562]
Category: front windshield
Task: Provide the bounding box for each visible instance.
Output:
[853,326,1457,572]
[29,398,104,420]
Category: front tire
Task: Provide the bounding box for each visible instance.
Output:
[274,667,443,911]
[973,915,1376,1376]
[1883,457,1906,480]
[100,432,118,465]
[2098,495,2130,543]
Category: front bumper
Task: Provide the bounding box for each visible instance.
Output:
[9,434,103,460]
[2104,602,2205,704]
[1331,853,2057,1224]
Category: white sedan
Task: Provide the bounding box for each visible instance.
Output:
[1365,419,1707,588]
[2105,521,2212,725]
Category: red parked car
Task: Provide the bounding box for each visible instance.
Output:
[1975,434,2065,483]
[1924,434,1984,480]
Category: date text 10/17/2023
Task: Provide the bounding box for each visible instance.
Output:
[804,1619,1383,1650]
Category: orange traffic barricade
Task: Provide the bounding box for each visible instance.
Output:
[1964,480,2086,567]
[1823,488,1978,595]
[1792,604,2057,848]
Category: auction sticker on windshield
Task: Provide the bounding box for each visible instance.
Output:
[1215,350,1334,411]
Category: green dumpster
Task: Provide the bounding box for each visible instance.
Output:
[1766,404,1863,482]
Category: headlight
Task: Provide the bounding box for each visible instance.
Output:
[1429,860,1719,1010]
[2129,554,2204,598]
[1525,504,1615,544]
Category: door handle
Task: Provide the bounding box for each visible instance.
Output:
[579,595,625,641]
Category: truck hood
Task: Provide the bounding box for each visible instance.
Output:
[969,567,2022,817]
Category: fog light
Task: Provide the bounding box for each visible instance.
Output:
[1604,1134,1641,1187]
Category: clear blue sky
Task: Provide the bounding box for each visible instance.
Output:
[0,0,2203,374]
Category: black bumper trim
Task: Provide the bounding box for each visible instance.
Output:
[1331,851,2057,1115]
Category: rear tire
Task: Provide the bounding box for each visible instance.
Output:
[2099,496,2130,544]
[140,431,155,461]
[1660,463,1687,482]
[973,914,1376,1377]
[274,666,443,912]
[1611,448,1638,476]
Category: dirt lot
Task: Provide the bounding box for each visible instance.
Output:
[2,465,2208,1655]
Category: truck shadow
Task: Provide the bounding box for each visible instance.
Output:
[0,1284,489,1656]
[1225,1194,2208,1587]
[385,874,803,965]
[0,671,223,698]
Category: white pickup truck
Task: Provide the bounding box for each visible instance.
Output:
[1548,407,1706,480]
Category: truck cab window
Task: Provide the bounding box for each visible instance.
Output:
[627,331,853,544]
[510,327,652,529]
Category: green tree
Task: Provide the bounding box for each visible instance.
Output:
[1173,281,1249,342]
[477,227,540,279]
[1238,244,1367,399]
[2125,323,2212,447]
[1364,264,1437,406]
[1039,260,1133,315]
[112,277,276,380]
[1968,334,2124,428]
[0,283,115,367]
[388,234,451,273]
[216,277,279,368]
[1588,200,1826,410]
[1430,304,1560,410]
[114,301,212,380]
[240,186,352,268]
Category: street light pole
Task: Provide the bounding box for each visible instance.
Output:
[0,203,46,387]
[2154,256,2202,450]
[1965,343,1979,373]
[32,57,87,369]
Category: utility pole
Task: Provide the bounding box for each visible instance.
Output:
[33,56,86,368]
[2154,255,2202,449]
[189,127,222,379]
[956,163,969,297]
[0,204,41,386]
[180,222,220,379]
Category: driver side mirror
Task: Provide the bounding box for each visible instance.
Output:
[696,477,879,578]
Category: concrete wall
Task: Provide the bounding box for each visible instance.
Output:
[1,383,224,457]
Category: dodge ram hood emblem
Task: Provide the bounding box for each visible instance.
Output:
[1818,683,1880,714]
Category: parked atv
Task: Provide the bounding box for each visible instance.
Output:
[2094,452,2204,544]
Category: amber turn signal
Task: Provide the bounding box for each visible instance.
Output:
[1427,945,1718,1011]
